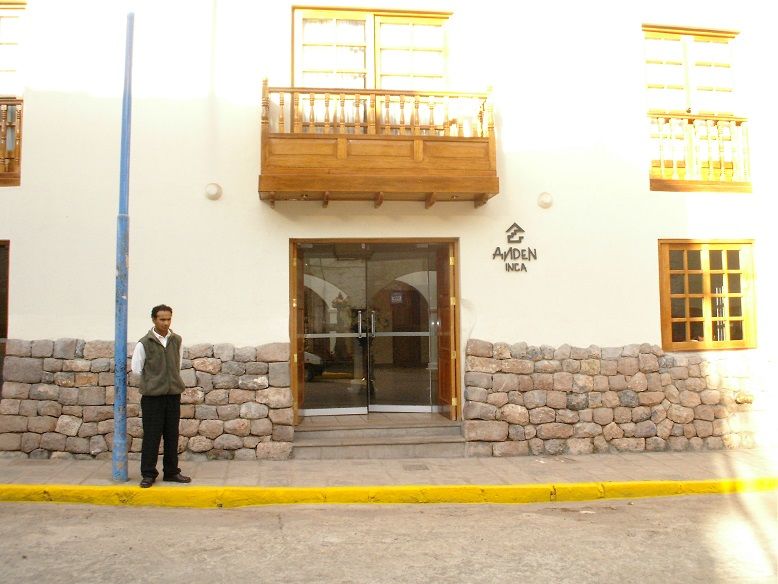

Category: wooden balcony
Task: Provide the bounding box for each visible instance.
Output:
[0,98,22,187]
[258,81,499,207]
[649,113,751,193]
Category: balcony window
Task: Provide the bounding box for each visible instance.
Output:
[658,240,756,350]
[0,3,23,187]
[643,25,750,192]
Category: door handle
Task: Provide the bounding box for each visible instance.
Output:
[370,311,376,336]
[357,310,363,337]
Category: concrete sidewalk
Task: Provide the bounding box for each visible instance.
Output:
[1,448,776,507]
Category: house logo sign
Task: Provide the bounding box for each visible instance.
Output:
[492,222,538,272]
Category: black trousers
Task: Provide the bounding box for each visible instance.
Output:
[140,394,181,479]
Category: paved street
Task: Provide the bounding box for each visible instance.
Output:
[1,492,776,583]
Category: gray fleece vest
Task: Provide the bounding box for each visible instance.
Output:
[138,330,185,397]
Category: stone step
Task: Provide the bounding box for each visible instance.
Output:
[295,424,462,441]
[292,434,466,460]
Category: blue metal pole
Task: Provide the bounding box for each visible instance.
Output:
[113,12,134,482]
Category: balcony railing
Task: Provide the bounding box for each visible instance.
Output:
[259,81,499,207]
[0,98,22,187]
[649,113,751,192]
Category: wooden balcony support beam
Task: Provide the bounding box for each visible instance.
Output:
[374,192,384,208]
[322,191,330,208]
[474,194,489,208]
[425,192,436,209]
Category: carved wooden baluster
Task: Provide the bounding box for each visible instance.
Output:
[412,95,420,135]
[368,93,376,135]
[0,105,7,171]
[399,95,406,134]
[428,97,436,135]
[261,79,270,132]
[384,95,391,135]
[458,98,464,137]
[731,120,742,181]
[308,92,315,133]
[279,92,285,134]
[337,93,345,134]
[656,117,666,179]
[355,93,361,134]
[717,121,727,181]
[706,119,716,181]
[693,119,704,180]
[682,117,694,180]
[444,97,451,137]
[293,92,301,133]
[487,101,494,139]
[13,104,21,170]
[323,93,331,134]
[478,100,485,138]
[741,122,751,181]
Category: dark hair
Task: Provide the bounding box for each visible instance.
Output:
[151,304,173,318]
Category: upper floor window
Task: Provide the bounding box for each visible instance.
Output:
[658,240,756,351]
[642,25,749,192]
[293,9,449,90]
[0,2,23,187]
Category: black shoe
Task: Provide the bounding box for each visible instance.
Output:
[139,476,155,488]
[162,473,191,483]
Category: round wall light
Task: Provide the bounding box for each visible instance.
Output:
[205,183,223,200]
[537,191,553,209]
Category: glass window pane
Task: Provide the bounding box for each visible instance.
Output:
[711,296,725,319]
[336,73,366,89]
[336,46,365,70]
[381,49,411,74]
[688,274,703,294]
[687,250,701,270]
[689,297,703,317]
[412,24,444,48]
[710,273,724,293]
[380,23,412,46]
[709,250,722,270]
[336,20,365,44]
[690,321,704,342]
[671,298,686,318]
[672,322,686,342]
[729,297,742,317]
[303,45,335,70]
[303,18,335,44]
[730,321,743,341]
[727,250,740,269]
[712,320,726,341]
[412,50,444,75]
[670,274,685,294]
[669,250,684,270]
[728,273,741,293]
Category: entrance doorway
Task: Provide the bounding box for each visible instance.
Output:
[290,240,459,420]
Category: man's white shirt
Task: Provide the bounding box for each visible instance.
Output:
[131,329,183,375]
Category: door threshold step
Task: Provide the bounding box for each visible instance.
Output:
[296,425,462,440]
[292,437,467,460]
[294,434,465,448]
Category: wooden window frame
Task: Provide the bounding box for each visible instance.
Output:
[292,7,450,89]
[658,239,756,351]
[0,3,24,187]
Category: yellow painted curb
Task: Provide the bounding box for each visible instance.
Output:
[0,477,775,508]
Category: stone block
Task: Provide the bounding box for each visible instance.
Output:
[679,390,701,408]
[552,372,573,392]
[694,404,715,422]
[77,386,105,406]
[492,373,519,393]
[465,372,492,390]
[610,437,645,452]
[195,372,213,391]
[211,343,234,362]
[83,341,113,360]
[536,423,573,440]
[572,374,593,394]
[5,339,31,357]
[618,390,639,407]
[217,405,240,420]
[193,358,221,374]
[667,436,689,451]
[463,420,509,441]
[528,438,544,455]
[617,357,639,376]
[601,391,620,408]
[82,406,114,423]
[244,362,269,375]
[535,360,561,374]
[233,346,256,363]
[0,399,19,415]
[464,401,497,420]
[567,438,594,455]
[593,376,609,392]
[705,436,725,450]
[553,345,572,360]
[41,432,67,451]
[240,402,269,420]
[2,382,30,400]
[529,406,555,424]
[77,422,98,438]
[198,419,224,439]
[509,342,528,359]
[638,353,659,372]
[465,387,488,403]
[188,436,213,452]
[580,359,600,376]
[466,356,500,374]
[221,361,246,377]
[562,359,581,374]
[639,391,664,407]
[52,339,77,359]
[631,406,652,423]
[532,373,554,391]
[603,422,624,441]
[180,368,197,388]
[546,390,567,409]
[234,448,257,461]
[493,441,529,457]
[500,359,533,375]
[55,415,82,437]
[224,419,251,437]
[256,442,292,460]
[268,362,290,387]
[90,435,108,455]
[74,372,98,387]
[256,343,290,363]
[30,340,54,358]
[250,418,272,436]
[62,360,91,373]
[188,344,213,359]
[4,357,43,383]
[212,374,239,389]
[508,425,525,441]
[543,439,567,455]
[592,407,613,425]
[0,433,22,450]
[466,339,492,357]
[645,437,666,451]
[28,416,56,433]
[195,405,219,420]
[0,415,27,433]
[627,372,648,392]
[499,404,529,425]
[667,404,694,424]
[269,408,293,426]
[556,409,579,424]
[700,390,721,405]
[179,419,200,437]
[489,393,509,408]
[493,342,512,359]
[19,400,37,416]
[523,390,546,409]
[566,394,588,411]
[228,389,256,404]
[693,420,714,438]
[272,425,294,442]
[634,420,657,438]
[573,422,602,438]
[205,389,229,405]
[600,360,618,376]
[257,387,292,409]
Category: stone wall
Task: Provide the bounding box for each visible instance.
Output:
[0,339,293,461]
[464,339,758,457]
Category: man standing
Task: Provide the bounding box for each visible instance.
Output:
[131,304,191,488]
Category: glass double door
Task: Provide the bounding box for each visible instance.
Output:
[298,242,447,415]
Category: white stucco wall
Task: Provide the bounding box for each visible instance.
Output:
[1,0,774,360]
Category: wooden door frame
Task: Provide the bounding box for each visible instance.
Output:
[289,237,461,423]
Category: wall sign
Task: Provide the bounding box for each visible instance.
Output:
[492,223,538,272]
